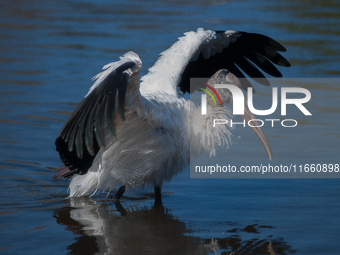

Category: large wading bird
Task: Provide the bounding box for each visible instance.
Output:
[54,28,290,200]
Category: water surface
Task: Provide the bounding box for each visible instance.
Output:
[1,0,340,254]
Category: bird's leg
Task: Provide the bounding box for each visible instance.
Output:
[114,185,126,200]
[154,185,161,197]
[154,185,162,205]
[114,199,127,216]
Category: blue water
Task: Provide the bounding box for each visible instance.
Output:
[1,0,340,254]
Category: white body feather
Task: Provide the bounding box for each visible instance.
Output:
[67,29,243,197]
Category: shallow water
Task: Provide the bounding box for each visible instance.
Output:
[1,0,340,254]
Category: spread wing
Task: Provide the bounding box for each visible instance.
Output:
[140,28,290,96]
[55,52,142,177]
[179,31,290,93]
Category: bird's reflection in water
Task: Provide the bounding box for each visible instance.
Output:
[54,197,296,255]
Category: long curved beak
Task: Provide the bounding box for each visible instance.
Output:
[241,98,272,160]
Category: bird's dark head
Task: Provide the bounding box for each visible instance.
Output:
[206,69,273,160]
[206,69,239,106]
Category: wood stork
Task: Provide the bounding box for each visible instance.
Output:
[54,28,290,200]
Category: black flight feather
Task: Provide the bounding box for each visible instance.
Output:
[55,61,135,176]
[178,31,291,94]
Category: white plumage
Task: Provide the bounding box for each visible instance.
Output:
[54,28,290,199]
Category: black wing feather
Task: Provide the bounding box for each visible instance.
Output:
[55,61,135,176]
[233,45,277,75]
[238,32,288,52]
[117,74,128,121]
[178,31,290,94]
[107,93,116,137]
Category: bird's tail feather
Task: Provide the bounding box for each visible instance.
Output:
[68,171,119,197]
[53,165,72,181]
